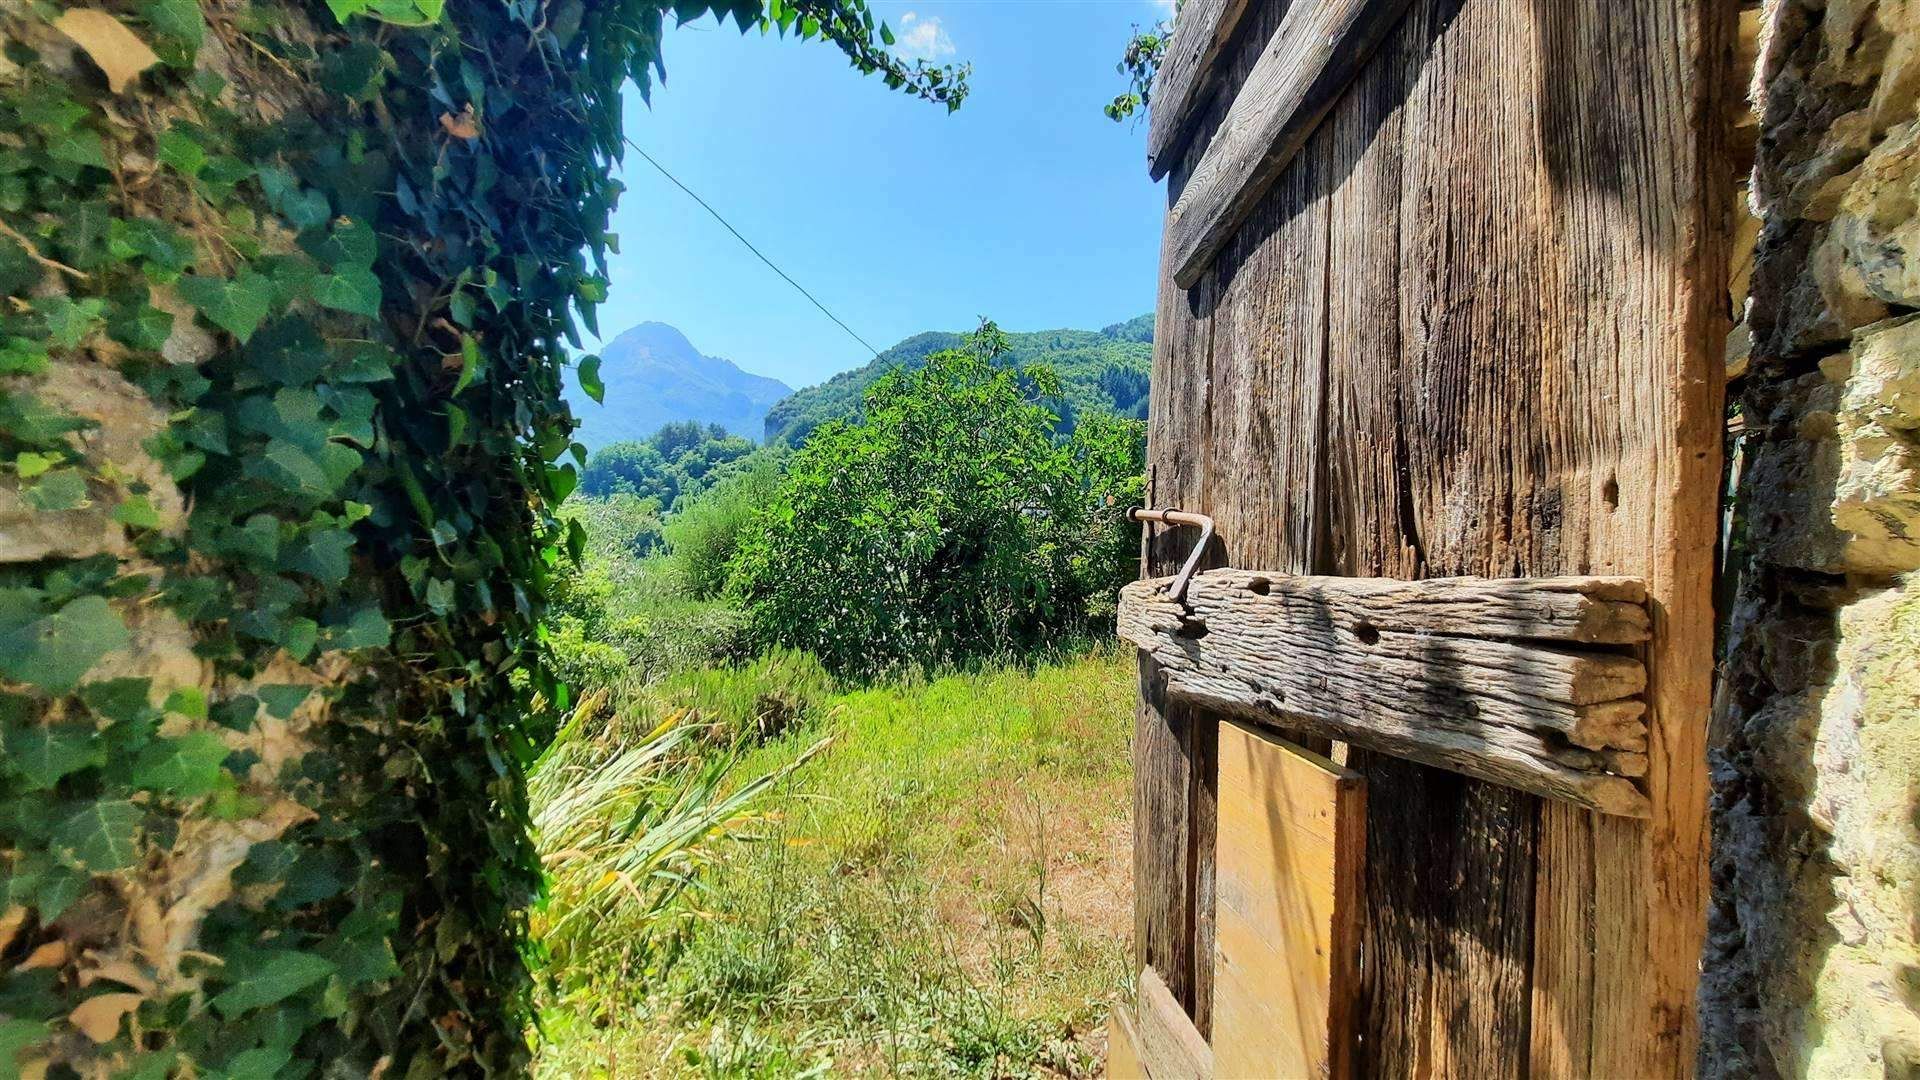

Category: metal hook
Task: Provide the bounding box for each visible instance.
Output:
[1128,507,1215,604]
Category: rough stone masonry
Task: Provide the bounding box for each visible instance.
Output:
[1704,0,1920,1074]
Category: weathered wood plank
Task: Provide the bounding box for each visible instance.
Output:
[1144,568,1649,642]
[1145,0,1260,180]
[1133,656,1199,1015]
[1122,576,1649,739]
[1165,0,1414,287]
[1317,10,1542,1072]
[1212,724,1364,1080]
[1135,167,1224,1032]
[1106,1005,1147,1079]
[1137,967,1214,1080]
[1118,574,1651,816]
[1337,0,1730,1070]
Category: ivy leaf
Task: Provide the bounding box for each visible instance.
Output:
[130,732,228,797]
[327,606,389,651]
[79,678,153,725]
[51,799,143,872]
[255,439,331,497]
[3,724,103,790]
[280,618,318,661]
[286,528,354,586]
[0,596,130,693]
[257,167,330,231]
[324,0,373,23]
[425,577,453,615]
[216,1047,293,1079]
[211,951,335,1016]
[177,270,274,343]
[257,684,310,719]
[113,493,162,530]
[143,0,206,47]
[23,469,89,512]
[37,297,106,347]
[312,267,381,319]
[163,686,207,720]
[577,354,604,404]
[0,1018,48,1069]
[454,334,481,394]
[45,127,110,170]
[155,130,206,177]
[312,217,376,269]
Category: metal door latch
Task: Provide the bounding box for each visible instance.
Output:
[1127,507,1215,603]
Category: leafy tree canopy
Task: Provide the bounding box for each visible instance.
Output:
[730,324,1144,678]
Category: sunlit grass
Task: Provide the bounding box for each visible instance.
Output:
[532,645,1136,1077]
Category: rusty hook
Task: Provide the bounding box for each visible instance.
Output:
[1128,507,1215,604]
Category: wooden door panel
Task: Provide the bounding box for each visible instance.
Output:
[1212,723,1364,1079]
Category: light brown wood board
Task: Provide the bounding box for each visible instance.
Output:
[1212,723,1365,1079]
[1138,967,1215,1080]
[1107,1005,1147,1080]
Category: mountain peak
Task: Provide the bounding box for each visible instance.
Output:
[565,322,792,452]
[603,320,697,359]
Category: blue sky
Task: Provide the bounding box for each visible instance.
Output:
[592,0,1173,390]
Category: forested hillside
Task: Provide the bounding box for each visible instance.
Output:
[763,314,1154,446]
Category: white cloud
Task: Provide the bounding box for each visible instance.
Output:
[1150,0,1176,17]
[894,12,955,61]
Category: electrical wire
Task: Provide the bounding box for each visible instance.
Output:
[623,137,883,360]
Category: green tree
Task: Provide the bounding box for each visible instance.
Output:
[580,424,754,503]
[729,324,1143,677]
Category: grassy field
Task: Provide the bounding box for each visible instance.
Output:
[532,645,1136,1078]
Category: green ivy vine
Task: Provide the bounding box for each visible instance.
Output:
[0,0,964,1074]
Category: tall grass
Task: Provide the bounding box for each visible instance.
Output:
[528,692,828,1034]
[635,647,1136,1077]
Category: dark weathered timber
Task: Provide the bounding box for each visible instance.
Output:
[1133,656,1198,1017]
[1136,0,1728,1063]
[1145,0,1260,180]
[1165,0,1414,287]
[1319,6,1544,1070]
[1118,570,1654,815]
[1145,568,1651,642]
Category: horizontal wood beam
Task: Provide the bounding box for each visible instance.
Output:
[1117,571,1654,817]
[1165,0,1414,288]
[1145,0,1256,180]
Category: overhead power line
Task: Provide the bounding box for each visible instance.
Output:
[623,137,883,360]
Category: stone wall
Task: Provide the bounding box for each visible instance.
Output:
[1704,0,1920,1074]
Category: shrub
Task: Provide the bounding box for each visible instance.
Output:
[662,451,786,600]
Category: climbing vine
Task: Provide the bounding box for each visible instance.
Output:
[0,0,963,1074]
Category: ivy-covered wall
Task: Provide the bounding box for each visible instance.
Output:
[0,0,958,1074]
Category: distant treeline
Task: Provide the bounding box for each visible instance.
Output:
[578,421,758,508]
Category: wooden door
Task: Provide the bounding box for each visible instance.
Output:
[1130,0,1733,1075]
